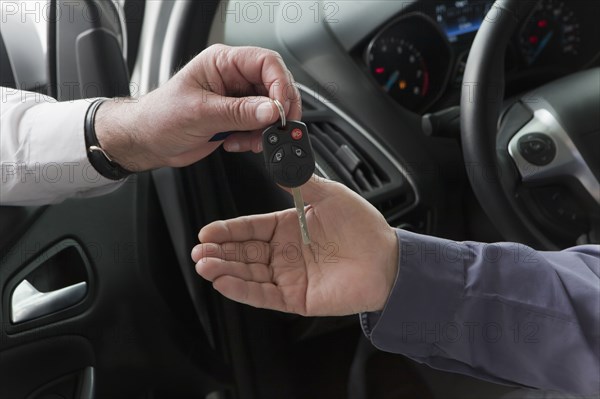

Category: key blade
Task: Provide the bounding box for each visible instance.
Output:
[292,187,311,246]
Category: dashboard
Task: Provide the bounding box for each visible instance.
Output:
[205,0,600,245]
[356,0,600,113]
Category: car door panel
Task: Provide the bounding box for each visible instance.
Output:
[1,1,233,396]
[0,173,228,397]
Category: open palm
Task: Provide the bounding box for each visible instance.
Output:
[192,177,399,316]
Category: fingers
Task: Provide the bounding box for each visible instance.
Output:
[286,87,302,121]
[192,241,271,264]
[192,247,288,312]
[212,276,288,312]
[198,45,302,122]
[221,46,300,115]
[195,257,272,284]
[261,58,302,121]
[264,66,302,122]
[223,130,263,153]
[203,95,279,134]
[198,214,278,244]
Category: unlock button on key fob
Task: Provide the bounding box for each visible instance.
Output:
[272,148,285,163]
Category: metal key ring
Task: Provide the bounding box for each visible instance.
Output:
[273,99,286,129]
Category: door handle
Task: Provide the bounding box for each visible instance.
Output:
[11,279,87,324]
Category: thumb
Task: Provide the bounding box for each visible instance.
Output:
[281,175,346,204]
[210,96,279,133]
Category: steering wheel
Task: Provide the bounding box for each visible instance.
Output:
[461,0,600,250]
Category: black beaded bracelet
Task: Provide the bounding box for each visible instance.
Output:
[84,98,134,181]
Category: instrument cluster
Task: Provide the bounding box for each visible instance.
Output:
[362,0,599,113]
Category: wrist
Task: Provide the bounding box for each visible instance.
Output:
[375,226,400,312]
[94,99,153,172]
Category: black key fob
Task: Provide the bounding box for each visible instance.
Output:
[262,121,315,188]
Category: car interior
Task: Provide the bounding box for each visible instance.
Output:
[1,0,598,398]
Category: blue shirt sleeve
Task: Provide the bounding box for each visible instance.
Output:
[360,229,600,395]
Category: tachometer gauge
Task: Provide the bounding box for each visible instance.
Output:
[368,37,430,110]
[520,0,581,66]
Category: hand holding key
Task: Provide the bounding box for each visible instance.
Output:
[94,44,301,171]
[191,177,399,316]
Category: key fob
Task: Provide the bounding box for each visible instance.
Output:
[262,121,315,188]
[209,131,233,142]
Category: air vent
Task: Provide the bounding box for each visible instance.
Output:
[300,87,416,222]
[308,121,389,194]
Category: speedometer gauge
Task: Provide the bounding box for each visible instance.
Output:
[365,13,452,113]
[368,38,430,109]
[520,0,581,66]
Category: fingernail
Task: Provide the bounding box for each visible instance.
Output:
[191,246,200,260]
[225,141,240,152]
[256,140,263,152]
[256,102,275,124]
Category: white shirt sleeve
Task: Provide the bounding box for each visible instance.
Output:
[1,87,125,206]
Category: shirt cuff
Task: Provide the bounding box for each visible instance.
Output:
[1,95,125,205]
[360,229,466,357]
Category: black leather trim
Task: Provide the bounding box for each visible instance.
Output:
[459,0,557,249]
[0,33,16,89]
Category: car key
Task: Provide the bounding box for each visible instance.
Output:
[262,100,315,245]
